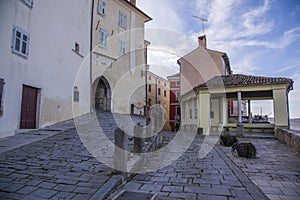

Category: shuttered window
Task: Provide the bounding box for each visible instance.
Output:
[99,29,108,48]
[119,11,127,29]
[12,25,30,58]
[119,40,126,55]
[98,0,106,15]
[21,0,33,8]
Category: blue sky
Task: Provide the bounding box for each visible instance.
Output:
[137,0,300,118]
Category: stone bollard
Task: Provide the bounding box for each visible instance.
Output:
[134,123,144,153]
[114,128,128,177]
[146,117,153,139]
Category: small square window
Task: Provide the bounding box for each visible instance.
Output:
[12,25,30,58]
[98,0,106,15]
[119,11,127,29]
[99,29,108,48]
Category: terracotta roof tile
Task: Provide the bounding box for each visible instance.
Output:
[194,74,293,90]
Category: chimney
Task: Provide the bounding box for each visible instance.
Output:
[198,35,207,48]
[130,0,136,6]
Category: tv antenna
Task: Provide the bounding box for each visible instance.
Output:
[192,15,208,35]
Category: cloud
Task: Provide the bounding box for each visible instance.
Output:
[137,0,185,32]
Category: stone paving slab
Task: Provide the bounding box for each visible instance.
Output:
[219,137,300,200]
[118,135,269,200]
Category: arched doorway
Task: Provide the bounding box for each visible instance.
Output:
[94,76,111,111]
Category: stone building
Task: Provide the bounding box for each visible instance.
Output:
[167,73,181,131]
[147,71,170,131]
[90,0,152,115]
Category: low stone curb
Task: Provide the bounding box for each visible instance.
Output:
[90,175,124,200]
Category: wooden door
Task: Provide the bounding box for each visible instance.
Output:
[20,85,38,129]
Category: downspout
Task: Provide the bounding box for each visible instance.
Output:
[90,0,95,113]
[286,90,290,129]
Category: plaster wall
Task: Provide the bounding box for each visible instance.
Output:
[0,0,91,137]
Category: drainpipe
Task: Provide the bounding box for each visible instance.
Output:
[90,0,95,113]
[286,91,290,129]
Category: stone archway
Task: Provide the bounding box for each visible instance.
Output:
[94,76,111,111]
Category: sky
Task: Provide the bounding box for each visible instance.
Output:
[137,0,300,118]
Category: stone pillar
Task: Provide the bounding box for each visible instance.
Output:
[273,89,289,128]
[146,117,153,139]
[199,93,210,135]
[134,123,144,153]
[192,98,195,124]
[237,92,244,137]
[114,128,128,176]
[248,100,252,123]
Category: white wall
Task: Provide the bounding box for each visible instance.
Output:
[0,0,92,137]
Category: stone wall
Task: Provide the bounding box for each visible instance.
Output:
[275,128,300,154]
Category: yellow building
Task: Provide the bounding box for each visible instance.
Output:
[147,71,170,131]
[91,0,152,114]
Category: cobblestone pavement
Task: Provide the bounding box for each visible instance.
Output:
[1,112,300,200]
[122,134,269,200]
[0,111,145,200]
[220,138,300,200]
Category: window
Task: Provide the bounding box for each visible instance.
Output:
[164,83,166,87]
[12,25,29,58]
[99,29,108,48]
[158,80,161,84]
[98,0,106,15]
[73,87,79,102]
[158,88,161,95]
[119,40,126,55]
[164,90,166,97]
[119,11,127,29]
[148,85,151,92]
[158,101,161,105]
[149,76,151,80]
[75,43,80,53]
[176,81,180,86]
[21,0,33,8]
[0,78,4,115]
[148,98,151,106]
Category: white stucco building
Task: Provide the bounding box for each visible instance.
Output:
[0,0,92,137]
[0,0,151,137]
